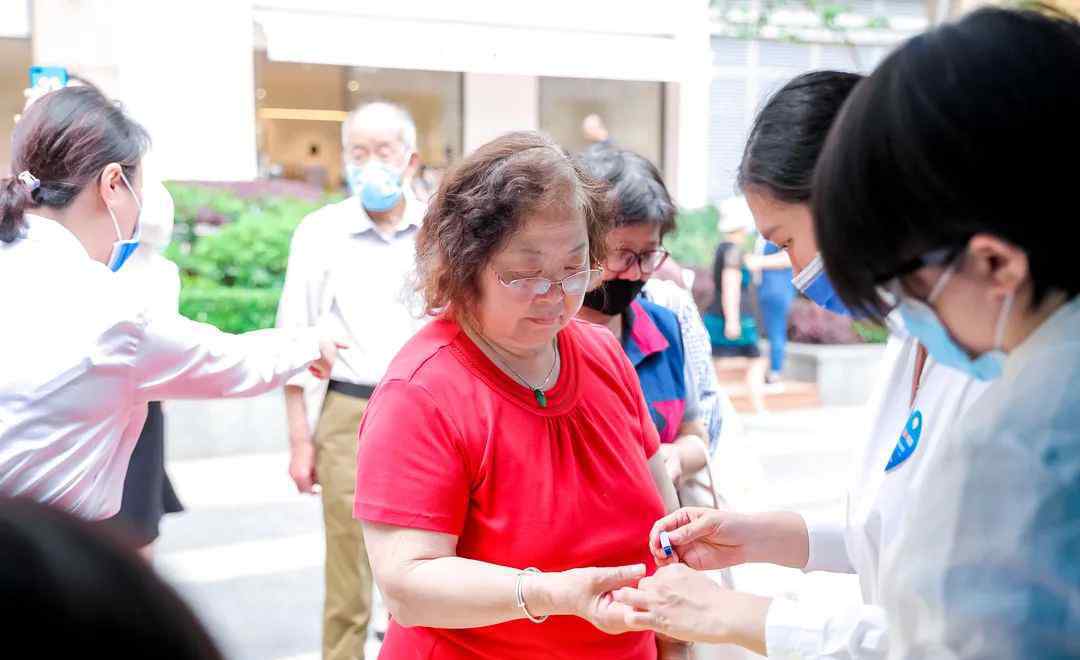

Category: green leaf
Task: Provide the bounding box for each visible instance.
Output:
[665,206,720,268]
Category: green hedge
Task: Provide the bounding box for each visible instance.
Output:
[667,205,720,268]
[164,184,341,333]
[179,286,282,335]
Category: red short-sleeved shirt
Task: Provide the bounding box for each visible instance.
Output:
[355,316,664,659]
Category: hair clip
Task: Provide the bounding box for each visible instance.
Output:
[17,171,40,191]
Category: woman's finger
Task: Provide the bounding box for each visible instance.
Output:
[649,509,695,557]
[611,587,657,611]
[623,609,658,631]
[667,511,723,546]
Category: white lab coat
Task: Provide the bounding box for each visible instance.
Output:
[881,297,1080,659]
[0,215,321,520]
[765,335,991,659]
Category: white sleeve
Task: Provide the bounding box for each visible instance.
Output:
[130,312,321,402]
[275,218,326,390]
[766,597,889,660]
[682,355,702,423]
[804,513,856,574]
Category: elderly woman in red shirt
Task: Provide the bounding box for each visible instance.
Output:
[354,131,686,659]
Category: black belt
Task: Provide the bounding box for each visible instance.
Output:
[328,380,376,399]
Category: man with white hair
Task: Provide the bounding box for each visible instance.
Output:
[277,101,426,660]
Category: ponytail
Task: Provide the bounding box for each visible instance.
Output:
[2,86,150,245]
[0,174,36,243]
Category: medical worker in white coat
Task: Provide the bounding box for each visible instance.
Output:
[607,71,991,658]
[809,9,1080,658]
[0,86,339,522]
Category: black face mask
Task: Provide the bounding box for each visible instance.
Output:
[581,278,646,316]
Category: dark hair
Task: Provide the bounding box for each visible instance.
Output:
[0,497,223,658]
[415,131,610,317]
[738,70,863,203]
[813,7,1080,318]
[579,146,677,237]
[0,86,151,243]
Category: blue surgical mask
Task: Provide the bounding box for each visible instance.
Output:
[896,261,1013,381]
[791,253,850,316]
[345,156,409,213]
[106,170,142,272]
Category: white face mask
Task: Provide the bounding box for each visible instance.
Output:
[105,170,142,272]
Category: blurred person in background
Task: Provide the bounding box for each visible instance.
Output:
[746,240,795,384]
[278,100,427,660]
[704,197,766,412]
[582,113,612,150]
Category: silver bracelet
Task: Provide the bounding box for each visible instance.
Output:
[514,567,548,624]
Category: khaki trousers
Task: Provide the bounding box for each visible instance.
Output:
[314,390,372,660]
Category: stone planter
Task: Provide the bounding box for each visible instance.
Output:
[782,341,888,406]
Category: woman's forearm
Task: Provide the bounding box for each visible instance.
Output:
[380,555,583,629]
[672,422,708,476]
[749,511,810,568]
[648,452,682,514]
[721,268,742,328]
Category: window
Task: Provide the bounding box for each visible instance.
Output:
[254,51,462,191]
[539,76,664,169]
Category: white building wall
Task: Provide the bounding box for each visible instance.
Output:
[29,0,712,202]
[464,74,539,155]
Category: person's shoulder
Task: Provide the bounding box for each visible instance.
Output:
[642,278,694,314]
[565,317,620,354]
[292,197,358,240]
[565,318,636,378]
[633,297,682,345]
[380,315,463,387]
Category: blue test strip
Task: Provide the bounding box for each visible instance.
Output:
[659,531,673,558]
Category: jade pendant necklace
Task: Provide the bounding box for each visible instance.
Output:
[474,332,559,408]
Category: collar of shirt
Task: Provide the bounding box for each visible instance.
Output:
[346,195,423,239]
[1005,295,1080,378]
[22,213,95,262]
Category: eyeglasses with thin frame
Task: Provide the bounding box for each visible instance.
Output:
[495,267,604,299]
[604,248,670,275]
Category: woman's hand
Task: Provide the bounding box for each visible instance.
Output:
[614,564,770,653]
[723,317,742,340]
[535,564,647,634]
[287,440,319,494]
[648,508,809,571]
